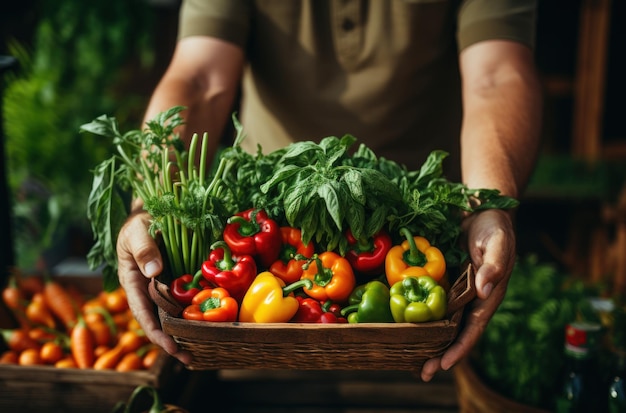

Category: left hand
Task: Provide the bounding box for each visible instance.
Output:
[420,208,516,381]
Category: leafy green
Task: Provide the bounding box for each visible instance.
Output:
[83,108,521,289]
[82,108,243,290]
[474,255,594,409]
[257,138,518,264]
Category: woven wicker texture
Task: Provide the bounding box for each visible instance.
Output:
[151,264,476,371]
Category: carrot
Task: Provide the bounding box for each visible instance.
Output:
[0,350,19,364]
[2,274,30,329]
[93,345,124,370]
[116,330,147,354]
[1,328,41,353]
[28,326,58,342]
[19,348,43,366]
[43,278,78,330]
[70,317,95,369]
[115,351,143,372]
[141,346,161,370]
[113,310,133,332]
[102,288,128,314]
[40,341,65,364]
[94,345,111,358]
[55,356,77,368]
[25,293,56,329]
[87,319,114,347]
[93,330,145,370]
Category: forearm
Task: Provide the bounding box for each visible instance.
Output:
[143,37,244,163]
[143,74,234,151]
[460,40,542,200]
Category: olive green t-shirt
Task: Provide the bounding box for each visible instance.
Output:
[178,0,536,178]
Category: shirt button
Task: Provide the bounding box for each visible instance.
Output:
[341,18,355,31]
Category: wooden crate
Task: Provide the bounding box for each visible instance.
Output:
[0,351,181,413]
[0,273,184,413]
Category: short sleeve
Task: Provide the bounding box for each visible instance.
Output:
[178,0,252,48]
[457,0,537,51]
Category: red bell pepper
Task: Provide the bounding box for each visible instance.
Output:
[182,287,238,322]
[169,269,210,306]
[301,252,356,304]
[269,227,315,284]
[201,241,257,302]
[223,208,282,269]
[345,229,392,277]
[291,296,347,323]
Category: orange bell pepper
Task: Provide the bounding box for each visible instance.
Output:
[301,252,356,304]
[385,228,446,287]
[182,288,238,322]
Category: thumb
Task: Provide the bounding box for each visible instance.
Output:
[117,212,163,278]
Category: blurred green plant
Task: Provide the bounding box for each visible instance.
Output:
[3,0,157,270]
[473,254,604,410]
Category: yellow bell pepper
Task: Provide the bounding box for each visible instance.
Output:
[239,272,313,323]
[385,228,446,287]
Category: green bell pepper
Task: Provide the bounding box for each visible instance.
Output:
[389,275,447,323]
[340,280,394,323]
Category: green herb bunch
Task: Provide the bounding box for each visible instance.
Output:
[255,135,518,266]
[82,107,243,290]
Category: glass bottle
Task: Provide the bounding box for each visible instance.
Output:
[555,321,606,413]
[608,349,626,413]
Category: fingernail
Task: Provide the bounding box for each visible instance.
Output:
[144,260,160,277]
[482,282,493,297]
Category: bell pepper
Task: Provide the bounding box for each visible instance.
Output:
[345,229,392,277]
[385,227,446,287]
[201,241,257,302]
[269,227,315,283]
[223,208,282,269]
[301,252,356,304]
[182,287,239,322]
[389,275,447,322]
[169,270,210,306]
[340,280,394,323]
[291,296,347,323]
[239,271,313,323]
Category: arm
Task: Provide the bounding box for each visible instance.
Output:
[118,36,244,364]
[421,39,542,381]
[143,36,245,165]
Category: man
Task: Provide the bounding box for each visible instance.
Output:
[117,0,542,382]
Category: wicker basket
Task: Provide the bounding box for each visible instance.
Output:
[149,264,476,371]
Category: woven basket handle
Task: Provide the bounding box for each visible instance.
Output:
[148,277,184,318]
[445,263,476,316]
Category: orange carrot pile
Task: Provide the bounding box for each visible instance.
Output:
[0,270,159,371]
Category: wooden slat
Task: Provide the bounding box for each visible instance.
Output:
[572,0,612,160]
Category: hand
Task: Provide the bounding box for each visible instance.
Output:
[420,208,516,381]
[116,211,193,365]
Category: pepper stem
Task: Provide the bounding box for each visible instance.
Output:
[301,254,332,287]
[210,241,235,271]
[282,279,313,297]
[340,304,358,317]
[399,227,426,267]
[188,269,205,289]
[227,209,261,237]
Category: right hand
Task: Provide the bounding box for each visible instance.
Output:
[116,211,192,365]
